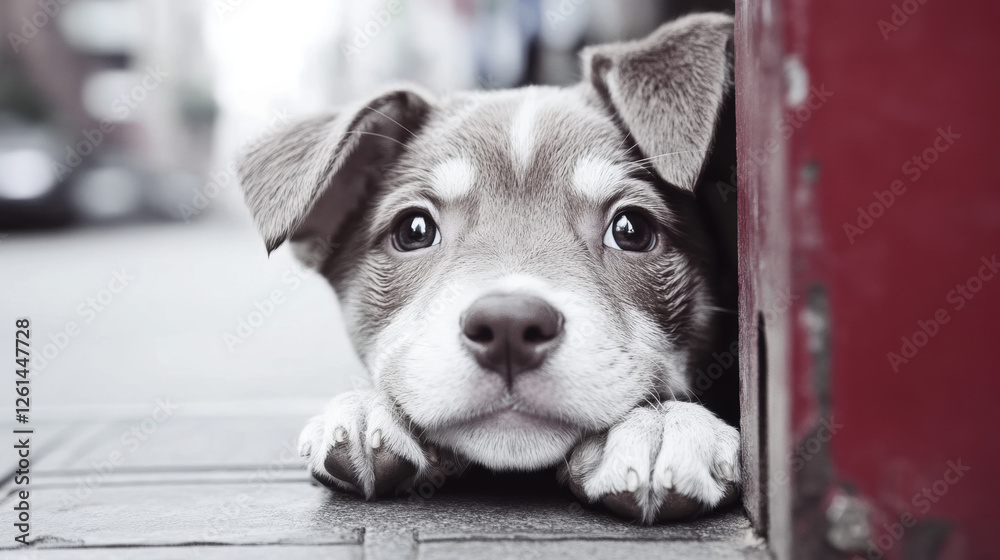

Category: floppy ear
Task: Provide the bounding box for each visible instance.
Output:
[582,13,733,192]
[237,86,433,257]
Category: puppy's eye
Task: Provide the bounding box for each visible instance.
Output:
[603,210,655,252]
[392,211,441,251]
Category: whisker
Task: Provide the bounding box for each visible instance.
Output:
[343,130,409,149]
[365,105,417,140]
[632,149,709,164]
[622,160,649,171]
[702,306,737,315]
[616,131,633,152]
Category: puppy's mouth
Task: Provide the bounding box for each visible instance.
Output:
[466,406,567,431]
[442,392,573,431]
[422,391,586,471]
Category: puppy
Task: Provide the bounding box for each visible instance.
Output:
[237,13,739,523]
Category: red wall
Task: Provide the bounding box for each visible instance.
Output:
[780,1,1000,558]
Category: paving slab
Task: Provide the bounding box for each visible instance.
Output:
[1,474,766,558]
[1,413,769,559]
[4,545,360,560]
[34,416,306,472]
[417,540,772,560]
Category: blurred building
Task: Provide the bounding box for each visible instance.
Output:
[0,0,215,226]
[1,0,729,230]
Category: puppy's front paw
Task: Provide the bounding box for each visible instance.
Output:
[299,391,438,498]
[562,401,740,523]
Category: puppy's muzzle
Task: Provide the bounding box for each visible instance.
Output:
[460,293,564,382]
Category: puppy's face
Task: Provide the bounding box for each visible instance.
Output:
[324,87,713,470]
[237,14,733,471]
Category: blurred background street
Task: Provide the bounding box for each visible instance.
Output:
[0,212,359,415]
[0,2,755,556]
[0,0,722,416]
[3,0,999,557]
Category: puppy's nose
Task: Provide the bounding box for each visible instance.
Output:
[460,294,563,380]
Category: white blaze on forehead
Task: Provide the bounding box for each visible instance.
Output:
[509,95,541,172]
[492,273,554,294]
[572,155,630,200]
[429,158,477,199]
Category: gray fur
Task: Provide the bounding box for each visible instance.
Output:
[237,86,433,253]
[582,12,733,192]
[239,14,738,523]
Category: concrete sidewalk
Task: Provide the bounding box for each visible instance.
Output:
[1,410,767,559]
[1,222,768,558]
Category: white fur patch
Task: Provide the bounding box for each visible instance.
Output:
[509,96,540,172]
[572,155,629,200]
[491,273,553,294]
[429,158,476,199]
[567,401,740,523]
[383,270,651,437]
[299,390,431,498]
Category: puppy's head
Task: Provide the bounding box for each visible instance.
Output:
[238,14,733,470]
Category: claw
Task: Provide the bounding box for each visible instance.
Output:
[626,469,640,492]
[661,468,674,490]
[718,461,734,481]
[370,429,382,449]
[334,426,347,443]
